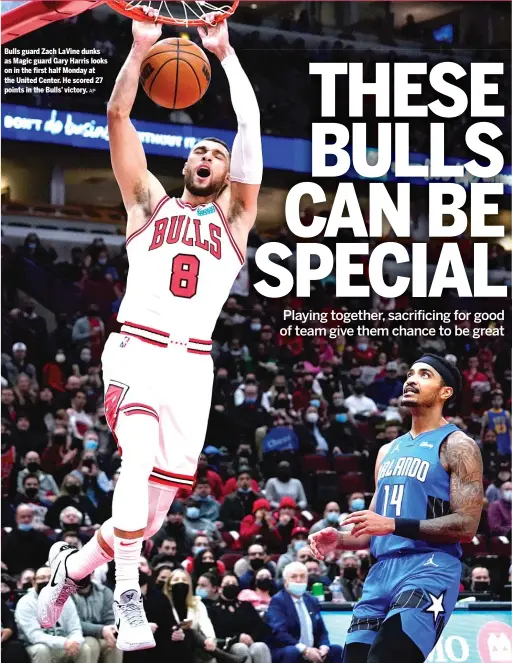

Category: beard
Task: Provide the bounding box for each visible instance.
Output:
[184,168,224,198]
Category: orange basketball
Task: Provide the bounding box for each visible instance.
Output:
[140,38,211,110]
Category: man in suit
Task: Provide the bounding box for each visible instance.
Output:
[265,562,342,663]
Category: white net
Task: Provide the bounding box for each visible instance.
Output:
[118,0,236,26]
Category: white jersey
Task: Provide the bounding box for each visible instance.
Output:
[118,196,244,340]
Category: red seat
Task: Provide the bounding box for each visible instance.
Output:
[333,455,360,473]
[461,534,488,557]
[219,553,242,571]
[300,455,330,474]
[489,536,510,556]
[339,472,367,494]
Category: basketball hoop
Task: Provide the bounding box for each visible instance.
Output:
[105,0,239,27]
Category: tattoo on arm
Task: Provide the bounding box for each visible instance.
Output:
[419,431,483,543]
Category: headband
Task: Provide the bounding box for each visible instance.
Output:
[416,355,460,398]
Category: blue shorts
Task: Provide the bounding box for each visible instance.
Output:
[345,551,461,658]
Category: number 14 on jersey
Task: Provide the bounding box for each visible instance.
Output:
[382,484,404,517]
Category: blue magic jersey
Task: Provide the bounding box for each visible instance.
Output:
[371,423,462,560]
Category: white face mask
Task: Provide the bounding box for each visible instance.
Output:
[306,412,319,424]
[502,490,512,502]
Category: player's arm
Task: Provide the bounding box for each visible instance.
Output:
[198,16,262,230]
[107,10,165,215]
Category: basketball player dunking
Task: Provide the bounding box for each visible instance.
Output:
[310,354,484,663]
[38,8,262,651]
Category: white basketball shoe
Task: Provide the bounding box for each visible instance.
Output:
[38,542,79,628]
[114,589,156,651]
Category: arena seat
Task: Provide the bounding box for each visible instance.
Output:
[300,454,330,474]
[489,536,511,556]
[461,534,488,557]
[339,472,367,495]
[333,455,361,473]
[314,471,339,509]
[219,553,242,571]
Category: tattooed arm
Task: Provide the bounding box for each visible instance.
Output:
[418,431,483,543]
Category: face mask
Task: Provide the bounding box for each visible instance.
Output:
[343,567,358,581]
[22,581,33,591]
[287,582,307,597]
[171,582,189,603]
[304,381,313,389]
[275,385,286,393]
[351,498,365,511]
[238,487,251,494]
[473,581,490,592]
[25,487,38,499]
[186,507,200,520]
[84,439,99,451]
[278,470,291,482]
[139,571,150,586]
[308,574,321,588]
[354,387,365,395]
[28,242,37,250]
[245,397,257,404]
[67,485,80,496]
[27,462,40,472]
[333,399,344,407]
[222,584,239,601]
[250,323,261,332]
[55,353,66,363]
[250,558,265,571]
[306,413,319,424]
[36,582,49,594]
[335,413,348,424]
[18,523,33,531]
[53,434,67,446]
[98,258,107,266]
[196,587,209,599]
[256,578,273,592]
[80,352,91,362]
[502,491,512,502]
[326,512,340,524]
[358,343,368,352]
[155,580,166,589]
[293,540,307,553]
[193,546,207,556]
[310,399,321,409]
[359,557,370,573]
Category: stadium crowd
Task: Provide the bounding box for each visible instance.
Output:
[1,228,511,663]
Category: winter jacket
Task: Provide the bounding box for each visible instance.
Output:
[71,583,116,638]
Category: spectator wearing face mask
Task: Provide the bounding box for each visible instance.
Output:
[238,568,276,615]
[264,462,307,511]
[353,337,376,366]
[238,543,276,590]
[71,452,111,504]
[45,475,97,528]
[40,427,78,485]
[1,505,51,575]
[12,474,50,529]
[339,493,366,530]
[12,413,45,458]
[183,497,223,549]
[316,362,342,405]
[2,342,37,386]
[187,549,226,587]
[233,383,272,443]
[240,499,281,552]
[235,375,271,410]
[338,553,364,602]
[234,542,278,578]
[220,469,261,531]
[276,528,310,578]
[17,452,59,503]
[295,404,329,455]
[344,382,379,418]
[15,566,89,663]
[67,390,94,441]
[305,559,331,593]
[486,460,511,504]
[355,550,371,583]
[196,453,225,502]
[152,501,188,554]
[192,476,221,523]
[208,573,272,663]
[325,404,365,456]
[367,361,404,410]
[149,536,182,570]
[195,572,221,608]
[487,481,512,538]
[310,502,342,535]
[17,569,35,595]
[223,465,260,499]
[469,567,492,595]
[266,562,342,663]
[71,575,121,663]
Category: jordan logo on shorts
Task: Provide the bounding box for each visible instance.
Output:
[424,554,438,567]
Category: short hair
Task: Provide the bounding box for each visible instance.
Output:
[23,473,39,485]
[283,561,308,581]
[200,571,220,588]
[200,136,231,156]
[195,476,210,486]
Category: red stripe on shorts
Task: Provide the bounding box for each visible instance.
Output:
[122,332,168,348]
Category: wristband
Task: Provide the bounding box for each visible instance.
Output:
[394,518,421,539]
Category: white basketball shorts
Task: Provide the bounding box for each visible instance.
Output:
[101,322,214,493]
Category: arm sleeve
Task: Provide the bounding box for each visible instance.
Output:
[221,55,263,185]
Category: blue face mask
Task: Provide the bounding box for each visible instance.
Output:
[192,546,207,555]
[84,440,98,451]
[310,399,321,408]
[196,495,210,501]
[358,343,368,352]
[238,487,251,494]
[28,242,37,250]
[186,507,200,520]
[293,540,307,553]
[327,511,340,524]
[195,587,209,599]
[287,582,307,597]
[245,397,257,404]
[351,498,365,511]
[18,523,33,531]
[250,323,261,332]
[335,413,348,424]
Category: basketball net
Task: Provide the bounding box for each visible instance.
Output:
[105,0,239,27]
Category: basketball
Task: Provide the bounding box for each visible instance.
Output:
[139,38,211,110]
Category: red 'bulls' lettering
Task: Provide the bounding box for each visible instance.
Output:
[148,215,222,260]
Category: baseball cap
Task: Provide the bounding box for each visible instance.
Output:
[12,342,27,353]
[169,501,185,514]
